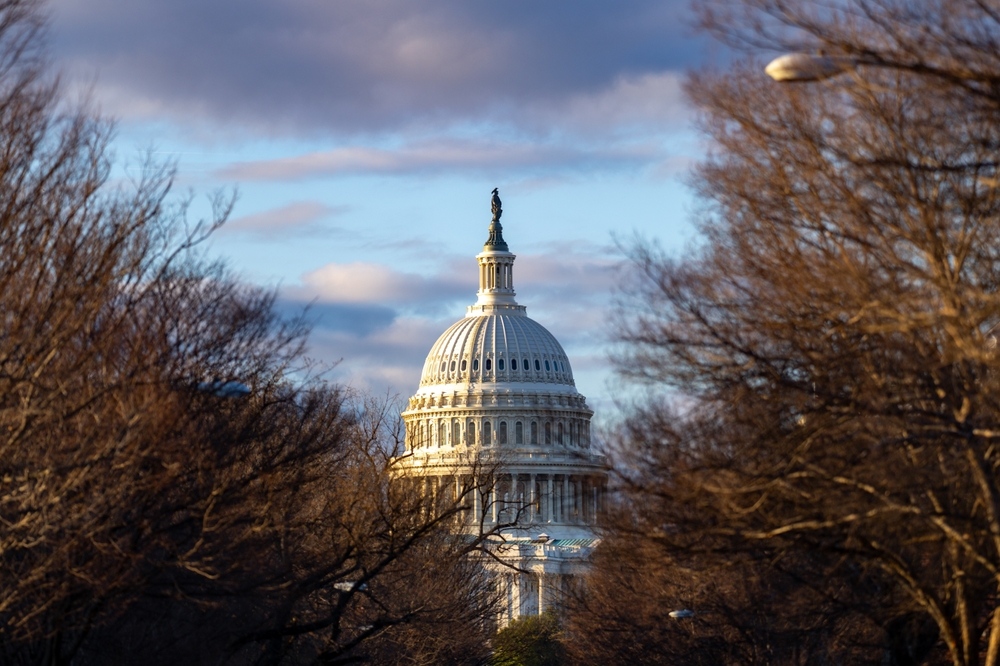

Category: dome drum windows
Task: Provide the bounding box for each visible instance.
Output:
[473,358,479,372]
[534,359,541,371]
[467,420,476,446]
[530,421,538,445]
[451,419,460,446]
[485,358,492,372]
[498,358,505,371]
[483,420,492,446]
[515,421,523,444]
[544,422,552,445]
[450,360,456,372]
[499,421,508,445]
[461,359,467,372]
[511,358,518,371]
[545,360,550,371]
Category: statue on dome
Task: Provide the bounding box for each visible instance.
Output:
[491,188,502,221]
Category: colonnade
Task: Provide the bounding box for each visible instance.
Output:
[407,416,591,451]
[498,571,578,624]
[479,257,513,292]
[413,471,605,526]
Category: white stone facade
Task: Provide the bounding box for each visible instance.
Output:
[397,207,606,625]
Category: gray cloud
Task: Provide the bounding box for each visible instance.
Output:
[216,139,662,182]
[276,300,398,337]
[222,200,348,237]
[48,0,704,136]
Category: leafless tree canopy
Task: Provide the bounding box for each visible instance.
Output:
[0,1,501,664]
[573,2,1000,666]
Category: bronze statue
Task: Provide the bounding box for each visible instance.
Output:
[491,188,502,221]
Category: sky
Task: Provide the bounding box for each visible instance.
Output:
[45,0,721,418]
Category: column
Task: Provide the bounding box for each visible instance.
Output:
[514,573,523,619]
[547,475,553,523]
[538,574,546,615]
[471,476,479,522]
[529,473,536,522]
[491,484,498,523]
[563,475,569,523]
[511,472,519,521]
[576,478,583,521]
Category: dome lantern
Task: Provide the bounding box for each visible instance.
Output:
[474,188,518,312]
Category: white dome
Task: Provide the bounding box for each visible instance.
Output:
[419,311,574,388]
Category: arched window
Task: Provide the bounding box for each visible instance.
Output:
[544,422,552,445]
[483,420,492,446]
[440,361,446,372]
[461,359,467,371]
[534,359,541,371]
[523,358,529,371]
[473,358,479,371]
[452,419,460,446]
[511,358,518,370]
[499,421,508,445]
[485,358,492,371]
[439,421,446,446]
[498,358,505,371]
[545,360,550,371]
[515,421,523,444]
[467,420,476,446]
[530,421,538,445]
[558,422,564,446]
[450,360,456,371]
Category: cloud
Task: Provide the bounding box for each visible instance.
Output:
[276,300,398,337]
[307,316,451,393]
[49,0,705,136]
[290,260,473,308]
[278,244,623,401]
[215,139,662,182]
[526,71,690,134]
[222,200,346,237]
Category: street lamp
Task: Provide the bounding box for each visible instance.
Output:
[765,52,856,82]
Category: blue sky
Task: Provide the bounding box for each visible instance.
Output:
[46,0,719,416]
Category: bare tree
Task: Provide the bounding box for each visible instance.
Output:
[0,2,502,663]
[592,1,1000,665]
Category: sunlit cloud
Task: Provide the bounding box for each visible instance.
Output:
[222,200,348,238]
[280,244,621,396]
[290,261,472,306]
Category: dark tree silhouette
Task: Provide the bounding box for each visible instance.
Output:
[571,1,1000,665]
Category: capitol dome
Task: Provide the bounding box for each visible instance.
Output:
[398,192,606,627]
[402,209,593,448]
[419,312,575,389]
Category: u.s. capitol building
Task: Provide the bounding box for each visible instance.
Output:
[396,192,607,624]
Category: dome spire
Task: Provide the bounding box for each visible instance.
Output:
[471,188,523,315]
[484,188,508,251]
